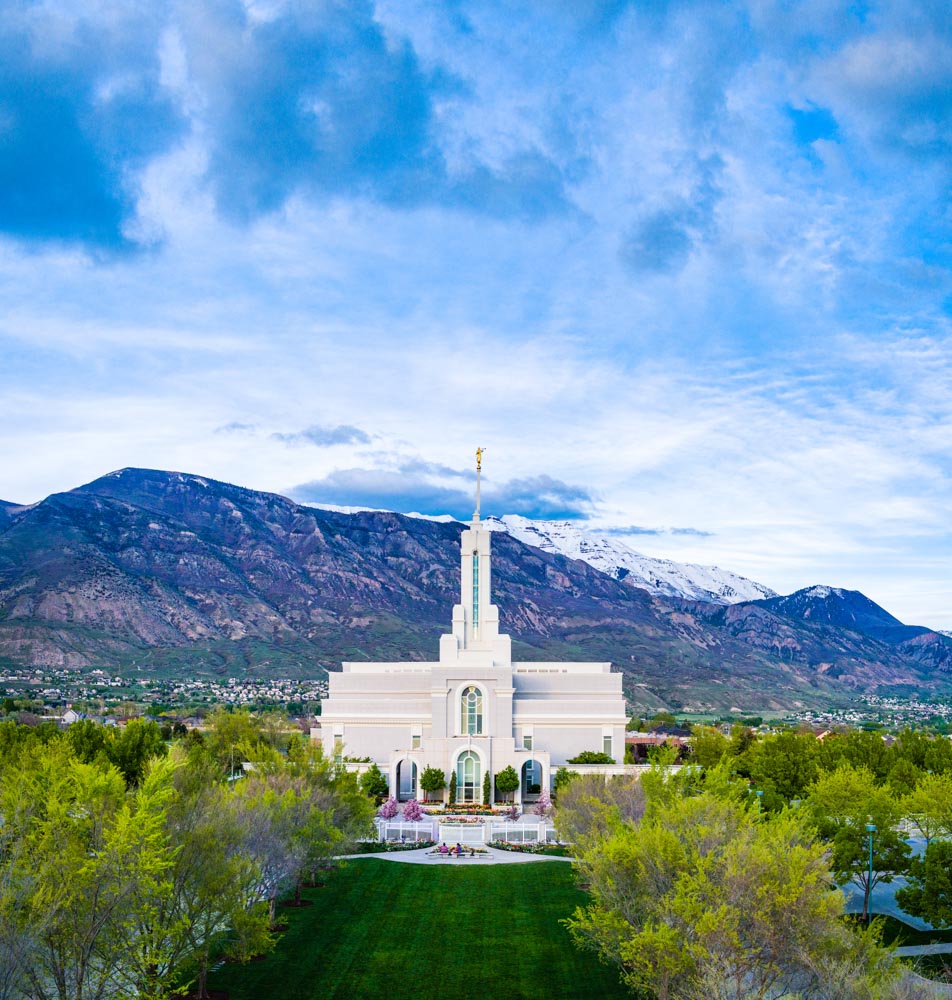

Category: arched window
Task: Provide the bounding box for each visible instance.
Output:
[457,750,481,803]
[461,685,482,735]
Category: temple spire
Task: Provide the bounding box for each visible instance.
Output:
[474,446,485,521]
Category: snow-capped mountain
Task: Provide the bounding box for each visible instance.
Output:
[484,514,776,605]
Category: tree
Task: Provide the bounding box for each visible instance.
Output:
[448,771,457,807]
[419,766,445,803]
[534,790,552,818]
[15,745,175,1000]
[902,771,952,844]
[886,758,921,796]
[403,798,423,822]
[482,771,491,805]
[555,772,646,844]
[494,765,519,802]
[689,726,729,768]
[107,718,168,787]
[565,769,899,1000]
[896,839,952,929]
[161,758,271,1000]
[807,765,911,922]
[231,773,307,929]
[743,730,820,808]
[378,797,398,819]
[204,707,266,777]
[552,768,580,795]
[359,762,389,799]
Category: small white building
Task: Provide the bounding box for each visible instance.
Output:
[320,481,627,806]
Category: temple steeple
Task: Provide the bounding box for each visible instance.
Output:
[439,449,512,666]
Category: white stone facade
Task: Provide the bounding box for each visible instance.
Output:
[319,511,627,804]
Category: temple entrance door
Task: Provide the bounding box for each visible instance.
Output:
[522,759,543,800]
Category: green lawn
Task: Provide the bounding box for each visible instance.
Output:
[206,858,631,1000]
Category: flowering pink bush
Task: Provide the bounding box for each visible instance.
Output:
[378,796,398,819]
[533,790,552,817]
[402,798,424,822]
[505,804,520,821]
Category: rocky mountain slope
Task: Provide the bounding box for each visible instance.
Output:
[1,468,950,712]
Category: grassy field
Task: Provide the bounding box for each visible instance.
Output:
[205,858,631,1000]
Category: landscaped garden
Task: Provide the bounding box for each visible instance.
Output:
[204,858,631,1000]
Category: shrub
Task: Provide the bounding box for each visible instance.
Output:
[360,763,389,799]
[448,772,457,807]
[378,796,398,819]
[567,751,615,764]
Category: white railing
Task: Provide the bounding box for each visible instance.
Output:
[489,821,548,843]
[375,819,437,842]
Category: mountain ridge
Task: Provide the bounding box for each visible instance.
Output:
[1,467,950,712]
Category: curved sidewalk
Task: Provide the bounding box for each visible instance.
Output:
[347,845,574,865]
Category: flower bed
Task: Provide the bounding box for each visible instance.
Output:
[488,840,570,856]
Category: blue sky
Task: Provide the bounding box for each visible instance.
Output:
[1,0,951,627]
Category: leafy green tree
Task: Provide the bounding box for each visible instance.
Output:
[14,744,175,1000]
[885,757,921,796]
[419,765,445,802]
[107,718,168,787]
[566,775,893,1000]
[743,730,820,808]
[818,730,891,782]
[807,765,911,922]
[903,771,952,844]
[62,718,110,766]
[896,840,952,929]
[205,707,266,777]
[552,768,580,795]
[482,771,491,805]
[689,726,729,768]
[448,771,457,807]
[359,762,389,799]
[162,756,271,1000]
[728,724,756,759]
[494,765,519,802]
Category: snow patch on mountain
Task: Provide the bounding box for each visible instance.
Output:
[486,515,776,605]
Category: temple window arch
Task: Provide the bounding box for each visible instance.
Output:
[460,685,483,735]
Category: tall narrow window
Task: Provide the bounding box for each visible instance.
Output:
[472,551,480,637]
[457,751,481,803]
[461,685,482,735]
[603,735,613,759]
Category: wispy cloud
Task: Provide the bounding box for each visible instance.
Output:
[272,424,372,447]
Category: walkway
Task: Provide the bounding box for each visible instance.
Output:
[347,845,574,865]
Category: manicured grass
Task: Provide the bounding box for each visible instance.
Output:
[206,859,630,1000]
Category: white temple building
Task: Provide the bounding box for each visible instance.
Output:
[319,454,627,806]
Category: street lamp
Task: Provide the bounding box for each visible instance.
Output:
[865,823,877,925]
